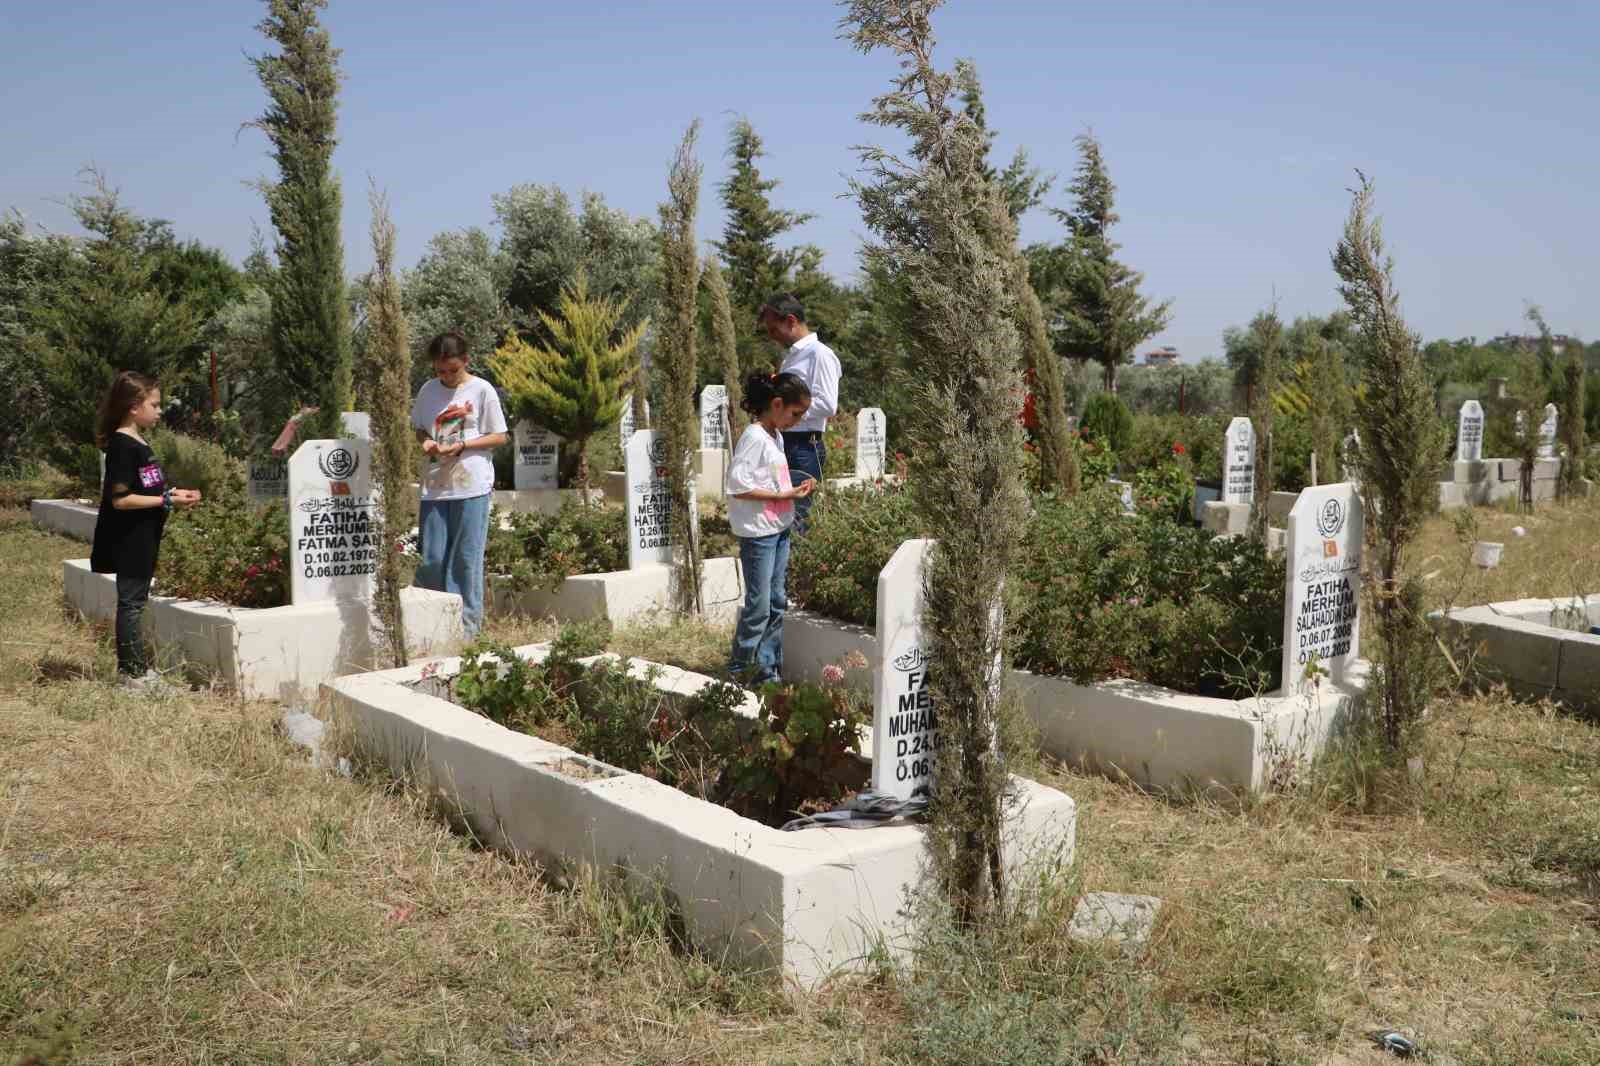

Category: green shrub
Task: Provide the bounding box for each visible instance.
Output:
[147,426,247,500]
[790,481,929,626]
[822,409,858,479]
[793,484,1284,697]
[1079,392,1134,455]
[485,502,736,592]
[1128,412,1227,483]
[1014,494,1283,697]
[158,475,290,608]
[450,634,867,825]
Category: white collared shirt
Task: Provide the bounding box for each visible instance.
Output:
[778,332,840,434]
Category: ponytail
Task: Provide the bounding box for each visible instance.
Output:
[741,371,811,417]
[96,370,159,449]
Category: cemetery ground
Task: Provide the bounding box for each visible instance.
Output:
[2,504,1598,1064]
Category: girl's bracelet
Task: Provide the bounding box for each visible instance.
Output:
[161,489,174,512]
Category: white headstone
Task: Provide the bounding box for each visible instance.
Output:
[512,421,561,491]
[1222,417,1256,505]
[1456,400,1484,463]
[1281,483,1363,694]
[855,407,887,479]
[1107,478,1136,514]
[625,430,674,569]
[873,539,939,801]
[619,394,651,449]
[339,412,371,440]
[1342,430,1361,495]
[699,386,729,451]
[289,438,378,605]
[1539,403,1558,459]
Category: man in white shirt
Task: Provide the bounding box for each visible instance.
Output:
[759,292,840,530]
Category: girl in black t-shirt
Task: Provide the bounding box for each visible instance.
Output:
[89,371,202,684]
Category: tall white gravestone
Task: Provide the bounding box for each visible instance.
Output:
[513,421,561,491]
[625,430,675,569]
[1455,400,1484,463]
[1222,417,1256,505]
[1280,483,1363,694]
[856,407,887,479]
[873,539,940,802]
[1538,403,1558,459]
[289,438,379,605]
[699,386,729,451]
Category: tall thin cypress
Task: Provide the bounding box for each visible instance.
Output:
[249,0,351,440]
[1246,307,1282,541]
[702,260,746,443]
[361,184,411,667]
[656,122,704,615]
[1332,174,1447,756]
[844,0,1028,922]
[1559,339,1586,500]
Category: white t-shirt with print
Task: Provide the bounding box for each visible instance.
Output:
[410,375,508,501]
[726,424,796,539]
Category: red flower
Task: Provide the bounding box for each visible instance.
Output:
[1172,442,1186,455]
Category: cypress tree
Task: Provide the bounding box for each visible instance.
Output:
[714,118,814,375]
[489,274,646,504]
[1036,134,1171,393]
[249,0,351,440]
[844,0,1028,922]
[1332,173,1447,757]
[657,122,704,616]
[702,261,745,442]
[361,184,412,667]
[1559,338,1586,500]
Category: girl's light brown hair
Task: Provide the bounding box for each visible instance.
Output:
[95,370,159,449]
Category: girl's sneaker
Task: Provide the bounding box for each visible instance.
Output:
[119,669,172,694]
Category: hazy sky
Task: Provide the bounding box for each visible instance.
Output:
[4,0,1595,358]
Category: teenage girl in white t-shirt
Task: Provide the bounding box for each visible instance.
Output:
[725,372,817,684]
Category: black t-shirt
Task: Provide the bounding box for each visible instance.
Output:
[90,432,169,579]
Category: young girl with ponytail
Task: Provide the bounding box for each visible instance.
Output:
[725,371,816,683]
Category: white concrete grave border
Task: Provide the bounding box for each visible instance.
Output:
[1433,595,1600,714]
[489,556,745,626]
[783,609,1370,794]
[62,559,463,701]
[321,643,1077,986]
[31,499,99,542]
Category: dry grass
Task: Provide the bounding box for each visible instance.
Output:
[4,501,1599,1064]
[1413,495,1600,613]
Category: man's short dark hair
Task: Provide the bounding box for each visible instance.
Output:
[759,293,806,323]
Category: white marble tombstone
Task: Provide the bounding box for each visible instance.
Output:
[699,386,729,451]
[1222,417,1256,506]
[1538,403,1558,459]
[288,438,379,605]
[855,407,887,480]
[253,412,370,505]
[625,430,675,569]
[512,421,562,491]
[1455,400,1484,463]
[1280,483,1363,694]
[873,538,939,802]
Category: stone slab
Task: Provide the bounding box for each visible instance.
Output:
[1200,501,1250,537]
[1067,892,1162,954]
[490,488,609,516]
[322,646,1078,986]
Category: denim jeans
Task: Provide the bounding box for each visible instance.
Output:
[782,432,825,532]
[728,528,791,682]
[115,575,152,676]
[417,493,491,637]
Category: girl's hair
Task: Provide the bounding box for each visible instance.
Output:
[96,370,159,448]
[741,371,811,417]
[427,330,469,360]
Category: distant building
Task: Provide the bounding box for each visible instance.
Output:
[1142,346,1180,367]
[1491,333,1572,355]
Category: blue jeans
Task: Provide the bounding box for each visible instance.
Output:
[417,493,491,637]
[783,432,825,532]
[115,575,152,676]
[728,528,791,682]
